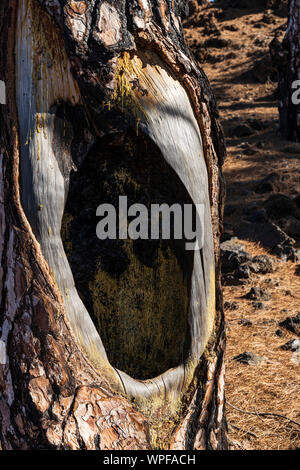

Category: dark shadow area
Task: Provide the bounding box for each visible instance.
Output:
[212,1,287,22]
[61,128,195,380]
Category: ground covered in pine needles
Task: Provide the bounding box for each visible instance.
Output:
[184,1,300,450]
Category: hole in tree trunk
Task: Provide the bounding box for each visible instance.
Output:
[61,128,195,380]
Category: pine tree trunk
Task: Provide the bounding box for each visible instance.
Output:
[272,0,300,140]
[0,0,227,450]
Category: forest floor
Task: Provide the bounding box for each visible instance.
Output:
[184,2,300,450]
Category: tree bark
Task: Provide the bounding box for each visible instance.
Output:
[271,0,300,140]
[0,0,227,450]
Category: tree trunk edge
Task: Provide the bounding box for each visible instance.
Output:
[0,0,227,450]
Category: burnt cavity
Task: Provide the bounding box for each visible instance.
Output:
[62,129,196,380]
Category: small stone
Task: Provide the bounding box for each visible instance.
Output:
[291,352,300,365]
[224,301,239,311]
[204,37,232,48]
[245,287,271,301]
[280,339,300,352]
[253,301,268,311]
[221,241,251,273]
[249,255,276,274]
[233,352,266,365]
[271,244,298,263]
[223,24,238,32]
[275,329,284,337]
[236,264,251,279]
[279,312,300,336]
[262,318,275,325]
[221,240,246,253]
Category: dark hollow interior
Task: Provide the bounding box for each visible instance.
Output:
[61,129,195,380]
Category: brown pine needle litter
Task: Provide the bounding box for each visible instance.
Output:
[227,402,300,428]
[183,4,300,450]
[223,240,300,450]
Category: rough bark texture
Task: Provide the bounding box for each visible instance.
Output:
[0,0,227,450]
[271,0,300,140]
